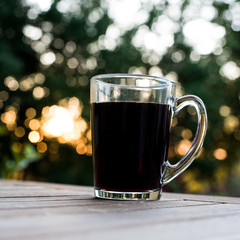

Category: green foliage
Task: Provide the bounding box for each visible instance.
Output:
[0,0,240,195]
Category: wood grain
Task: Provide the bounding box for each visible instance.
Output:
[0,180,240,240]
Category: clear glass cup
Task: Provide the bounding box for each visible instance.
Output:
[90,74,207,200]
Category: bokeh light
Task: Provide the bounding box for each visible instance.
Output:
[4,76,19,91]
[14,127,26,138]
[219,105,231,117]
[33,86,45,99]
[1,107,17,130]
[176,139,192,156]
[220,61,240,81]
[37,142,48,153]
[40,51,56,65]
[28,131,41,143]
[26,108,37,119]
[38,97,91,153]
[29,119,40,130]
[213,148,227,160]
[224,115,239,134]
[183,19,225,55]
[1,0,240,196]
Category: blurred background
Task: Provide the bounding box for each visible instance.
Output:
[1,0,240,196]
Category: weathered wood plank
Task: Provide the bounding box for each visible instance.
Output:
[165,192,240,204]
[0,199,214,213]
[1,203,240,240]
[0,182,92,198]
[0,180,240,240]
[1,180,239,203]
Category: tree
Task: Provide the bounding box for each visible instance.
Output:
[1,0,240,196]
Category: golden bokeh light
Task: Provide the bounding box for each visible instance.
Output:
[86,144,92,155]
[29,119,40,130]
[58,136,67,144]
[4,76,19,91]
[18,73,45,92]
[181,129,193,140]
[41,97,86,142]
[224,115,239,134]
[86,129,91,141]
[76,142,87,155]
[28,131,41,143]
[78,119,87,132]
[34,73,45,84]
[26,107,37,119]
[19,77,35,91]
[1,110,17,125]
[41,106,50,116]
[7,123,16,131]
[14,127,25,138]
[37,97,92,155]
[33,86,45,99]
[213,148,227,160]
[176,139,192,156]
[1,107,17,130]
[219,105,230,117]
[24,119,31,128]
[0,95,92,156]
[41,106,75,136]
[37,142,47,153]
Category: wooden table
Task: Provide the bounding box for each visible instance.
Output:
[1,180,240,240]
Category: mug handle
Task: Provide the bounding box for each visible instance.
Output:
[162,95,208,186]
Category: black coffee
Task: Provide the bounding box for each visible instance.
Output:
[91,101,172,192]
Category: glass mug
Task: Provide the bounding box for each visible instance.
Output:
[90,74,207,200]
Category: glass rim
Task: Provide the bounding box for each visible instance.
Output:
[91,73,176,89]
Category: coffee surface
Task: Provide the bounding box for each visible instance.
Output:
[91,101,172,191]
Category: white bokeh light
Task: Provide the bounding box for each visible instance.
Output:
[40,52,56,65]
[220,61,240,81]
[25,0,54,12]
[107,0,149,30]
[23,0,230,59]
[56,0,81,14]
[183,19,226,55]
[41,106,75,137]
[23,25,42,41]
